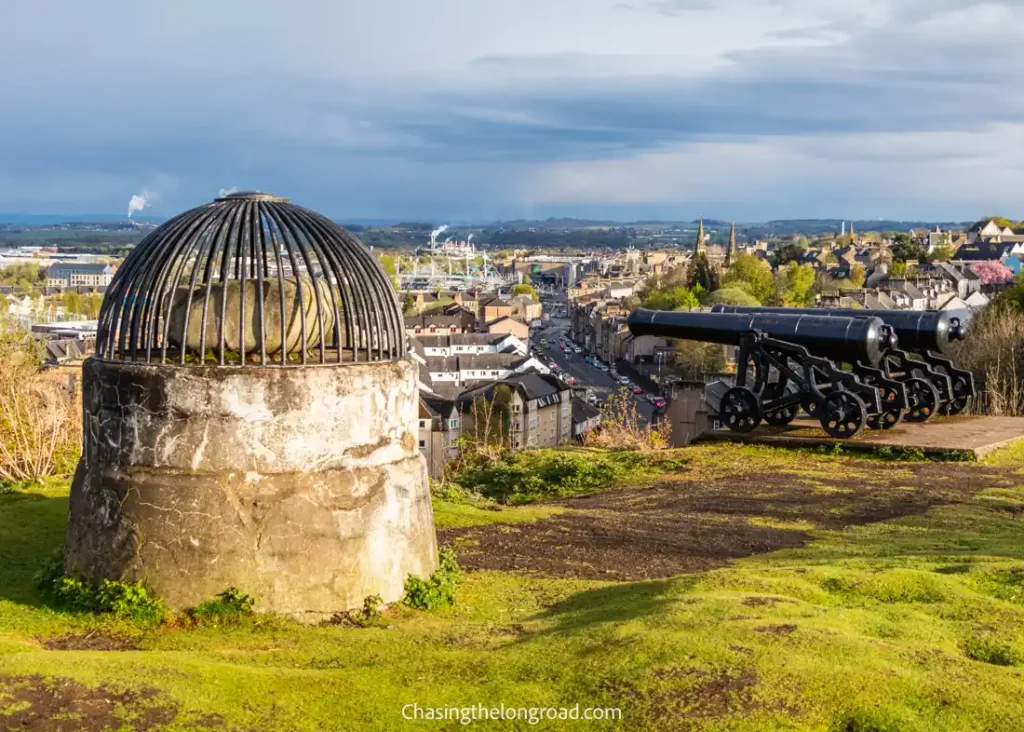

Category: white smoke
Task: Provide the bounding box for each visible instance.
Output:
[218,186,239,197]
[127,189,157,219]
[429,224,449,245]
[467,233,474,243]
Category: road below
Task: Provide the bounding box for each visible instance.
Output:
[534,319,658,424]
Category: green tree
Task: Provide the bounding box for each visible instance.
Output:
[61,290,82,317]
[773,243,805,267]
[722,254,773,303]
[891,261,907,278]
[704,285,760,307]
[378,254,400,291]
[643,286,699,311]
[685,252,719,292]
[673,340,726,379]
[510,284,539,302]
[779,263,816,307]
[845,262,866,289]
[890,233,926,263]
[82,293,104,319]
[929,245,955,263]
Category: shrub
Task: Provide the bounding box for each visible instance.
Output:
[36,551,166,625]
[452,449,684,505]
[404,548,462,610]
[952,306,1024,416]
[583,389,671,451]
[962,634,1021,666]
[188,588,256,625]
[0,319,81,482]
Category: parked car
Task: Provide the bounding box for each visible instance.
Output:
[653,398,667,409]
[618,376,630,385]
[645,394,657,404]
[631,386,643,395]
[573,347,582,354]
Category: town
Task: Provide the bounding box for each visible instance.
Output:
[6,1,1024,729]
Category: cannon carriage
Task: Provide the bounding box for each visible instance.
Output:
[628,309,900,438]
[710,306,974,418]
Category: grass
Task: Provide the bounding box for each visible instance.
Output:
[2,443,1024,729]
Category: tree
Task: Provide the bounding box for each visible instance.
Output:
[61,290,82,317]
[673,340,726,379]
[929,245,956,263]
[891,261,907,278]
[774,242,805,267]
[779,263,816,307]
[685,252,719,292]
[971,260,1014,285]
[378,254,400,291]
[704,286,760,307]
[643,286,699,311]
[891,233,926,263]
[721,254,773,303]
[846,262,866,289]
[511,283,539,302]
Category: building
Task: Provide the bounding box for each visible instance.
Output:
[481,297,512,323]
[405,311,475,337]
[415,352,551,393]
[508,294,542,322]
[418,394,461,479]
[411,332,528,358]
[47,262,115,287]
[485,315,529,341]
[571,397,601,440]
[456,373,572,450]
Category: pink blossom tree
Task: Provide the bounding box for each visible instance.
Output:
[971,260,1014,285]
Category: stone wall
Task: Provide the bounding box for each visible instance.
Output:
[65,357,437,622]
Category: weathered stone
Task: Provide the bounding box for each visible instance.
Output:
[64,357,437,622]
[166,277,341,355]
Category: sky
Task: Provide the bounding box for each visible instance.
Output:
[1,0,1023,222]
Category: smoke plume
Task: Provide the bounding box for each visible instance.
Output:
[127,189,157,219]
[219,186,239,197]
[429,224,449,244]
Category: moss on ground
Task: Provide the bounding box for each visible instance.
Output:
[2,444,1024,730]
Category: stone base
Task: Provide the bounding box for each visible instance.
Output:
[65,357,437,621]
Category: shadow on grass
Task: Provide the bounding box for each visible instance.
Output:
[523,576,698,639]
[0,488,68,608]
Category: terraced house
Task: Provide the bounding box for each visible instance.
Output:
[456,373,572,449]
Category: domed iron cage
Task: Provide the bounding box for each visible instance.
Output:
[96,193,406,366]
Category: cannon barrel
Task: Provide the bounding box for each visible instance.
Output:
[710,306,965,355]
[628,309,896,366]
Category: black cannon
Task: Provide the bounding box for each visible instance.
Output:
[710,306,975,417]
[628,309,900,438]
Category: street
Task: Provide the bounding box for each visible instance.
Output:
[534,319,658,424]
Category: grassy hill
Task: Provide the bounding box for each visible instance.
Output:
[2,443,1024,730]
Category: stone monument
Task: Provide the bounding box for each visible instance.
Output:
[64,192,437,621]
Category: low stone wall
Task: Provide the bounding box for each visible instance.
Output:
[65,357,437,622]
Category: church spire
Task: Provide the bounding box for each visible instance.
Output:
[726,221,737,267]
[696,217,706,255]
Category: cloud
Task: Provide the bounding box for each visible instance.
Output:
[0,0,1023,220]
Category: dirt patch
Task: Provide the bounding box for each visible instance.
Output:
[742,596,793,608]
[755,624,797,636]
[42,632,140,651]
[0,675,177,731]
[441,460,1009,581]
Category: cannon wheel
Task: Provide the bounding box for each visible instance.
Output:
[819,391,867,439]
[764,405,798,426]
[721,387,761,433]
[903,378,939,423]
[866,387,905,430]
[942,375,972,416]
